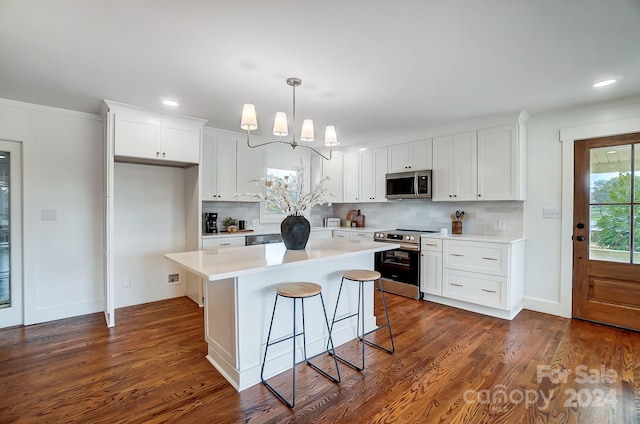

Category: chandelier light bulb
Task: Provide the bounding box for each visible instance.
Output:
[324,126,338,146]
[240,103,258,131]
[300,119,315,142]
[272,112,288,137]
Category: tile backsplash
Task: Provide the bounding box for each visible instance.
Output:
[203,200,523,237]
[333,200,524,237]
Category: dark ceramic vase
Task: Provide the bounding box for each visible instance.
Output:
[280,215,311,250]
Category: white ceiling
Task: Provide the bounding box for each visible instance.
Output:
[1,0,639,145]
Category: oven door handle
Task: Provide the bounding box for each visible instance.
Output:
[398,244,419,251]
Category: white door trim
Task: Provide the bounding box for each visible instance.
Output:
[559,116,640,318]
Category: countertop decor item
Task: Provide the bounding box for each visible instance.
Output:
[223,217,238,232]
[240,77,339,161]
[237,161,333,249]
[451,210,465,234]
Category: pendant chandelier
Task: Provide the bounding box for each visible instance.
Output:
[240,77,338,160]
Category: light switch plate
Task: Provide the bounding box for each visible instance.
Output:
[543,208,562,219]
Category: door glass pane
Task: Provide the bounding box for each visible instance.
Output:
[635,144,640,202]
[590,145,632,203]
[590,205,630,263]
[0,152,9,308]
[635,205,640,265]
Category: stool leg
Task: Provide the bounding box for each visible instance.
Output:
[261,294,297,408]
[260,293,279,382]
[327,277,346,351]
[331,278,366,371]
[305,292,341,383]
[361,277,395,354]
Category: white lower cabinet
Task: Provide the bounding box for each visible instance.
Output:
[332,230,374,241]
[442,269,505,309]
[202,236,245,249]
[421,237,525,320]
[420,238,442,296]
[309,230,332,240]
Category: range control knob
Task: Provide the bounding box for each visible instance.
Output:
[409,236,415,241]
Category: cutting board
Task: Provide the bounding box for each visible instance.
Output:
[220,229,255,233]
[346,209,365,227]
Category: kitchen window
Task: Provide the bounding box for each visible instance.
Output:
[259,167,298,223]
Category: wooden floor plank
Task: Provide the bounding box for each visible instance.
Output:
[0,295,639,423]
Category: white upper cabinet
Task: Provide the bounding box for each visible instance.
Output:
[107,101,205,166]
[387,139,433,173]
[311,151,343,202]
[360,147,388,202]
[343,152,359,202]
[433,132,477,201]
[433,120,526,201]
[477,124,525,200]
[236,140,264,196]
[202,133,237,201]
[343,147,388,203]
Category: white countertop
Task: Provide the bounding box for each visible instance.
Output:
[421,233,526,244]
[165,237,399,281]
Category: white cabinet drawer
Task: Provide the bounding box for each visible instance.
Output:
[202,236,245,249]
[443,269,506,309]
[443,240,507,276]
[350,231,374,241]
[421,238,442,252]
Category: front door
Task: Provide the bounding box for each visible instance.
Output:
[573,133,640,330]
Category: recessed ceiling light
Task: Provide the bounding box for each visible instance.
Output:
[162,99,179,107]
[607,150,616,154]
[592,79,617,88]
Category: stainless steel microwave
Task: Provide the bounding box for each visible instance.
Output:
[385,170,432,199]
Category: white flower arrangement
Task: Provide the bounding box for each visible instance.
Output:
[236,161,333,216]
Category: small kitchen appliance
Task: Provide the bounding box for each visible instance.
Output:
[204,213,218,234]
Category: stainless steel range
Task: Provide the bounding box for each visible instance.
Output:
[373,229,438,299]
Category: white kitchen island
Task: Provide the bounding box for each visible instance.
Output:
[165,237,398,391]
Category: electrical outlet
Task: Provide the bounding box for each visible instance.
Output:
[498,219,507,230]
[168,273,180,284]
[123,277,131,288]
[543,208,562,219]
[252,219,259,226]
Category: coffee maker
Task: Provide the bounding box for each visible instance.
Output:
[204,213,218,234]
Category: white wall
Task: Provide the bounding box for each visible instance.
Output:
[524,95,640,317]
[0,98,104,325]
[113,162,187,308]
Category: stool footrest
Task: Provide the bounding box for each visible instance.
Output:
[266,332,305,347]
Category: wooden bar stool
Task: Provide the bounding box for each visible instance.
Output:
[328,269,395,371]
[260,282,341,408]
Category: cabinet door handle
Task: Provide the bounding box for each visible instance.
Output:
[424,243,437,246]
[482,257,498,261]
[156,151,160,157]
[220,243,231,246]
[482,289,497,293]
[162,152,166,158]
[451,283,463,287]
[451,253,464,257]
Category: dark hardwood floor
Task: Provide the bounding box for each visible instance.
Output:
[0,294,638,423]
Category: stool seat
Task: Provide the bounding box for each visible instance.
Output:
[343,269,381,282]
[277,282,322,298]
